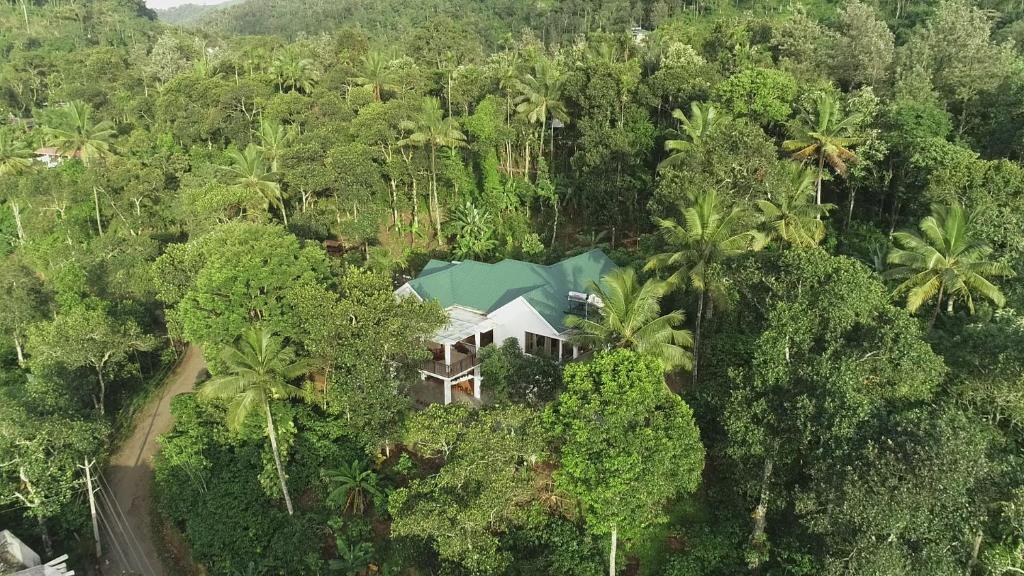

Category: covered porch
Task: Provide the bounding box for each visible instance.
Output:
[418,306,494,404]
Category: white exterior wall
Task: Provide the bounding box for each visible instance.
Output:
[487,297,564,350]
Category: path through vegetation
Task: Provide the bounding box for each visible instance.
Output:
[101,346,206,576]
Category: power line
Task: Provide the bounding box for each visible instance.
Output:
[98,471,156,576]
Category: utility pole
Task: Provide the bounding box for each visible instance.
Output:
[82,458,102,559]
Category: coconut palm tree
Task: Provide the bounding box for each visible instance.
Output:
[646,189,765,381]
[660,102,721,169]
[271,51,319,94]
[782,92,860,206]
[253,120,295,172]
[198,327,312,515]
[886,203,1014,326]
[399,97,467,243]
[324,460,383,516]
[566,267,693,373]
[0,131,35,176]
[349,50,399,102]
[43,100,116,166]
[514,60,569,162]
[223,145,287,225]
[757,163,834,247]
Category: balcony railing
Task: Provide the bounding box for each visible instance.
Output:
[420,344,479,378]
[420,354,479,378]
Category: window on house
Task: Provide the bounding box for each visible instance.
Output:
[525,332,560,357]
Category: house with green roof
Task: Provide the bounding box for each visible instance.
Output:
[395,249,616,404]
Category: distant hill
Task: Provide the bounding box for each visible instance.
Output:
[156,0,243,26]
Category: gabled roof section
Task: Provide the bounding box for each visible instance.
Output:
[406,249,616,332]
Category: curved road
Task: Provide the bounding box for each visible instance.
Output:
[100,345,206,576]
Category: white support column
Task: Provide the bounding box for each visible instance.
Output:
[473,366,481,400]
[443,378,452,405]
[474,331,481,351]
[573,345,580,359]
[444,342,452,366]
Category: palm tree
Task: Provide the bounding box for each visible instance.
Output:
[254,120,295,172]
[515,60,569,163]
[886,203,1014,326]
[756,163,834,247]
[324,460,383,516]
[43,100,116,166]
[270,51,319,94]
[566,267,693,373]
[198,328,312,515]
[349,50,399,102]
[0,131,35,176]
[399,97,467,243]
[660,102,721,169]
[782,92,861,206]
[646,189,765,381]
[223,145,287,226]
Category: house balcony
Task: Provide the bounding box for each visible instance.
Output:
[420,343,479,378]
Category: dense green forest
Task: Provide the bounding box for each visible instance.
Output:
[1,0,1024,574]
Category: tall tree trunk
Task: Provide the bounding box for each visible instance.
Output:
[93,187,103,235]
[36,515,52,558]
[748,456,774,575]
[430,146,442,244]
[929,282,945,330]
[538,113,547,161]
[609,525,618,576]
[815,152,825,209]
[965,528,983,576]
[692,290,705,384]
[265,406,295,515]
[14,335,25,368]
[279,201,288,228]
[95,367,106,416]
[11,201,25,244]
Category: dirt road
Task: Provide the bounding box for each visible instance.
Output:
[100,345,206,576]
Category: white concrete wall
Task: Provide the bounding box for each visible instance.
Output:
[487,297,564,350]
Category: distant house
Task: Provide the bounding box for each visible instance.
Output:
[395,249,616,404]
[34,147,79,168]
[631,26,651,44]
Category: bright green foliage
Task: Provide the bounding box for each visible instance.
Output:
[43,101,116,166]
[515,59,569,159]
[153,222,329,354]
[887,203,1014,316]
[391,404,549,573]
[222,145,286,224]
[648,188,765,297]
[27,306,157,415]
[271,49,319,94]
[783,92,862,205]
[0,258,48,366]
[0,131,35,176]
[566,267,693,372]
[713,68,797,126]
[548,350,704,556]
[197,327,312,514]
[660,102,722,169]
[324,460,383,516]
[757,163,834,247]
[480,337,561,406]
[349,50,400,102]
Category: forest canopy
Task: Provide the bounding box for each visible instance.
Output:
[1,0,1024,575]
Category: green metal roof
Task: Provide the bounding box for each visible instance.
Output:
[408,249,616,332]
